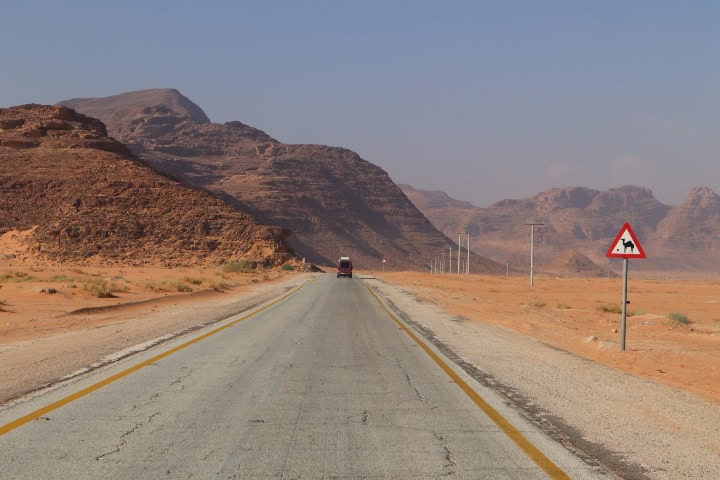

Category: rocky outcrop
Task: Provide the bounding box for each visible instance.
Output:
[60,89,503,272]
[58,88,211,127]
[655,187,720,252]
[545,249,612,278]
[0,104,292,266]
[402,184,720,273]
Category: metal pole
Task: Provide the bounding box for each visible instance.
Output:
[441,251,444,274]
[530,224,535,287]
[621,258,628,351]
[526,222,544,287]
[448,246,452,274]
[466,233,470,275]
[457,234,462,274]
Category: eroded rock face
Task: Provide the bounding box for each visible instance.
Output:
[0,104,292,267]
[655,187,720,253]
[402,183,720,273]
[60,89,503,272]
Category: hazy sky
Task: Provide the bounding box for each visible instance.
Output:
[1,1,718,206]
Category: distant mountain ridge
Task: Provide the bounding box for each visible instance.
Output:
[401,184,720,273]
[59,89,503,272]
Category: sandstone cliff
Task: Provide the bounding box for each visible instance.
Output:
[0,104,292,267]
[60,89,503,272]
[402,184,720,274]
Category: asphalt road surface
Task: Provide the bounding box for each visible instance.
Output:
[0,275,603,479]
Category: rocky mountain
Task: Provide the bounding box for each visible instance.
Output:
[544,249,611,278]
[59,89,503,272]
[0,104,292,266]
[402,184,720,274]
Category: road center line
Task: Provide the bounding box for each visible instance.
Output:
[0,276,316,437]
[364,282,571,480]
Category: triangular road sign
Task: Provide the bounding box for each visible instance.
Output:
[606,222,646,259]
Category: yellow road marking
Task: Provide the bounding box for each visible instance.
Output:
[0,276,316,437]
[365,283,571,480]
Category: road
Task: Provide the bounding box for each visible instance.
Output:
[0,275,603,479]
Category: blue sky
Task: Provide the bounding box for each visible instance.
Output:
[1,1,718,206]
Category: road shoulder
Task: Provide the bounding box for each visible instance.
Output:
[364,276,720,480]
[0,273,315,408]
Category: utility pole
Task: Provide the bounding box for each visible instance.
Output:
[526,223,544,287]
[466,233,470,275]
[457,233,465,274]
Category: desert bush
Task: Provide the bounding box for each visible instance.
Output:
[209,280,232,291]
[81,279,113,298]
[141,280,193,293]
[80,278,129,298]
[0,271,39,283]
[223,261,253,274]
[141,281,167,293]
[556,302,571,309]
[528,300,547,308]
[669,312,689,324]
[182,276,204,285]
[281,263,295,271]
[51,274,74,282]
[598,304,623,314]
[166,280,193,292]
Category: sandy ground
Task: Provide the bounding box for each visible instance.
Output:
[372,271,720,404]
[364,271,720,479]
[0,261,312,405]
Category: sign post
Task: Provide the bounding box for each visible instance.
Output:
[606,222,646,351]
[381,258,386,272]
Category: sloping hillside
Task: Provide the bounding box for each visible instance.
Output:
[0,104,291,267]
[60,89,503,272]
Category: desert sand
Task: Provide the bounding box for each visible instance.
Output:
[0,259,307,405]
[373,270,720,404]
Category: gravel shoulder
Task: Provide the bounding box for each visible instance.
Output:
[0,273,314,407]
[364,276,720,480]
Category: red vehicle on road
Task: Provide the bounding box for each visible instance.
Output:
[337,257,353,278]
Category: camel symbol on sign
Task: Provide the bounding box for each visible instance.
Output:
[606,223,646,259]
[621,238,635,253]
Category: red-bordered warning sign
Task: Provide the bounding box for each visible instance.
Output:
[606,222,646,259]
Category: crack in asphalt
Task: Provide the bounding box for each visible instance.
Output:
[370,283,650,480]
[432,429,457,474]
[94,410,161,461]
[402,369,425,402]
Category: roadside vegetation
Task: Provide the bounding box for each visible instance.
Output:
[222,261,254,274]
[80,278,130,298]
[528,300,547,308]
[598,304,622,314]
[0,271,39,283]
[140,279,194,293]
[668,312,689,324]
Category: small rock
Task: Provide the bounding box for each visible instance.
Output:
[585,335,598,343]
[611,328,618,333]
[40,288,58,294]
